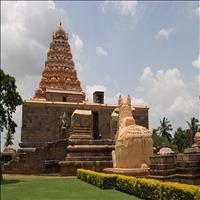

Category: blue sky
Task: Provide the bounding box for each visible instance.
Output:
[1,1,199,149]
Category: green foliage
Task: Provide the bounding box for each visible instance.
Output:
[4,131,14,147]
[173,128,190,153]
[77,169,200,200]
[0,69,23,145]
[152,128,176,152]
[157,117,173,142]
[152,117,200,153]
[77,169,116,189]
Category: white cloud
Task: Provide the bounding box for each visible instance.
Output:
[71,33,83,59]
[70,33,84,72]
[192,55,200,69]
[132,97,147,106]
[195,4,200,16]
[96,46,108,56]
[167,96,198,116]
[155,28,174,39]
[140,67,153,81]
[139,67,184,99]
[135,67,199,130]
[1,1,67,79]
[101,1,138,16]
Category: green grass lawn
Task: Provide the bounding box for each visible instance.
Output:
[1,176,141,200]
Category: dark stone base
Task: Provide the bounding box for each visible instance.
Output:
[149,174,200,185]
[59,160,113,176]
[103,168,149,177]
[44,160,60,173]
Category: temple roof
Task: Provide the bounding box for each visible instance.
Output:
[34,23,85,100]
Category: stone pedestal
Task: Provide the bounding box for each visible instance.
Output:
[149,154,176,180]
[175,149,200,185]
[104,167,149,177]
[59,139,114,175]
[69,110,93,140]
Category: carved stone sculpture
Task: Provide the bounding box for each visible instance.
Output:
[60,112,68,139]
[113,95,153,169]
[184,131,200,153]
[158,147,174,155]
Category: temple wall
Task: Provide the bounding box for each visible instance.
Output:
[133,108,149,128]
[46,92,84,103]
[21,101,149,147]
[4,140,67,174]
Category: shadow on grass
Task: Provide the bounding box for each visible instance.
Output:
[0,179,22,185]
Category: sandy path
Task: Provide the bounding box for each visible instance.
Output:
[3,174,76,179]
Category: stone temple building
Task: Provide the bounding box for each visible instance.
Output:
[4,24,149,175]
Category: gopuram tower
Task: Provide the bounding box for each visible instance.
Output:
[34,23,85,102]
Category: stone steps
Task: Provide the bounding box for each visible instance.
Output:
[67,151,112,157]
[68,139,114,145]
[69,135,92,140]
[65,155,112,161]
[67,145,114,152]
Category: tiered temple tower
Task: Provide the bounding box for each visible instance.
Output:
[34,23,85,102]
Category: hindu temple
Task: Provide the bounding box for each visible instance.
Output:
[4,24,149,175]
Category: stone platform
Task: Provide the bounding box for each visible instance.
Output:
[59,139,114,175]
[149,148,200,185]
[103,168,149,177]
[60,160,113,176]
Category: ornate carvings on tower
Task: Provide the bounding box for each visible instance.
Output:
[34,24,85,101]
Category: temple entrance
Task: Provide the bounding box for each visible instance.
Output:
[92,111,99,139]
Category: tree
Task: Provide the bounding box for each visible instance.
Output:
[152,128,158,136]
[152,128,176,151]
[4,131,14,147]
[186,117,200,146]
[0,69,23,146]
[157,117,173,142]
[173,127,190,153]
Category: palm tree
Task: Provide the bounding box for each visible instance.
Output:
[158,117,173,142]
[152,128,158,136]
[173,127,190,153]
[186,117,200,146]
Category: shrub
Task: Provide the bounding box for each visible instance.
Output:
[77,169,116,189]
[161,181,200,200]
[77,169,200,200]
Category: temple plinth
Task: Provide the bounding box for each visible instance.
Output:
[34,24,85,102]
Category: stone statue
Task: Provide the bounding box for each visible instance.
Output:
[113,95,153,169]
[158,147,174,155]
[184,131,200,153]
[60,112,68,140]
[192,131,200,147]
